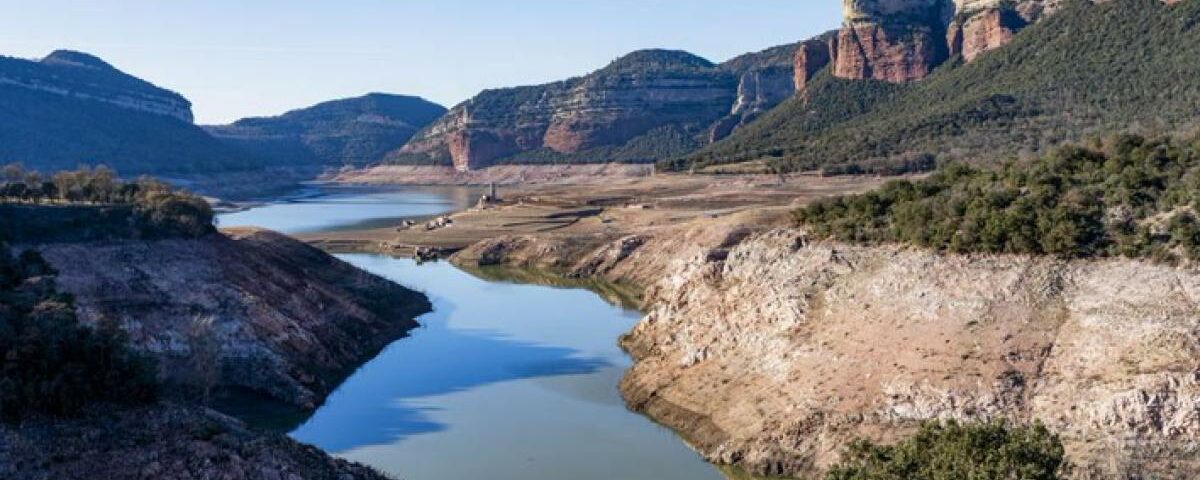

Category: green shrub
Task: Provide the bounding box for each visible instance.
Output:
[0,165,214,239]
[826,420,1067,480]
[794,135,1200,262]
[0,247,158,420]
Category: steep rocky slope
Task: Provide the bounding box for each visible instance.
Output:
[685,0,1200,173]
[449,201,1200,478]
[390,48,800,171]
[30,228,429,409]
[0,50,259,175]
[616,232,1200,479]
[0,405,390,480]
[205,93,447,168]
[824,0,1076,86]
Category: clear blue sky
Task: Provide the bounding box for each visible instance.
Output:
[0,1,842,124]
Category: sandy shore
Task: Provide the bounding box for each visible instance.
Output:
[298,172,889,258]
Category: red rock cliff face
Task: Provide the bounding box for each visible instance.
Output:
[832,0,953,83]
[393,50,762,171]
[835,22,949,83]
[794,36,836,92]
[826,0,1074,83]
[948,8,1029,61]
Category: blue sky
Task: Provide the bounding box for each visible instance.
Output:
[0,1,842,124]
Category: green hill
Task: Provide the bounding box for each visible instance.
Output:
[0,51,260,176]
[205,93,446,168]
[677,0,1200,174]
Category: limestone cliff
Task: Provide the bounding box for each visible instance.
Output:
[833,0,954,83]
[619,231,1200,479]
[1,50,193,122]
[453,212,1200,478]
[0,50,260,176]
[390,48,803,171]
[31,229,430,409]
[828,0,1173,83]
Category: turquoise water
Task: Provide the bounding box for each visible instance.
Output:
[218,188,722,480]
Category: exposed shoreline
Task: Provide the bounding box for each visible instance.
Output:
[298,171,1200,479]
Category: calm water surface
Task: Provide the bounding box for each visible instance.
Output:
[218,185,478,233]
[218,187,723,480]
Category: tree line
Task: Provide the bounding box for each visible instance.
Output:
[1,164,215,239]
[795,135,1200,263]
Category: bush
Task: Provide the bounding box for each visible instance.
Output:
[0,247,158,420]
[827,420,1068,480]
[0,165,214,239]
[794,135,1200,263]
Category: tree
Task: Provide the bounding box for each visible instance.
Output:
[826,420,1068,480]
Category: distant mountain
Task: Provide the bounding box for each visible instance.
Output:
[389,47,802,171]
[0,50,258,175]
[205,94,447,168]
[678,0,1197,173]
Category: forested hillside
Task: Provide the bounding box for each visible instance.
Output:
[679,0,1200,174]
[205,93,446,168]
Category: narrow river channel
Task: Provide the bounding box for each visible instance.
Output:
[219,186,724,480]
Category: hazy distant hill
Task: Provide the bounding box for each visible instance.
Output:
[389,47,801,171]
[205,94,447,168]
[0,50,259,175]
[678,0,1200,173]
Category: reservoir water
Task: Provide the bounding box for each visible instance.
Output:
[219,186,723,480]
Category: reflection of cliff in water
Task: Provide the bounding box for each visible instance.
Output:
[457,263,644,311]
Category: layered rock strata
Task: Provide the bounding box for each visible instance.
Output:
[32,229,430,409]
[620,231,1200,478]
[392,48,804,170]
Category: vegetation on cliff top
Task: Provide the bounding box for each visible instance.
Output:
[794,135,1200,262]
[682,0,1200,174]
[827,421,1067,480]
[0,165,215,240]
[0,246,158,420]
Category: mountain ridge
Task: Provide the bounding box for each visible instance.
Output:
[205,93,447,168]
[388,46,802,171]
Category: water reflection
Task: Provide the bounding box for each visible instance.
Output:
[218,185,478,234]
[217,187,724,480]
[290,297,611,452]
[288,256,723,480]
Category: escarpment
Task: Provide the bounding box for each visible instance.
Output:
[0,50,261,176]
[390,48,803,171]
[618,231,1200,479]
[32,229,430,409]
[2,50,194,122]
[806,0,1175,87]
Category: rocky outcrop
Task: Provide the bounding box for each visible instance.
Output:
[947,0,1058,60]
[793,35,837,93]
[0,404,390,480]
[833,0,953,83]
[30,229,430,409]
[0,50,193,122]
[829,0,1176,83]
[619,231,1200,479]
[391,48,805,170]
[710,44,804,142]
